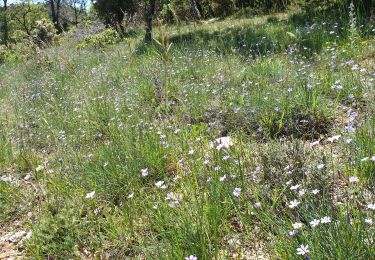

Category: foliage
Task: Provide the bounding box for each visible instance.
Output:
[1,2,375,259]
[93,0,138,32]
[30,18,57,47]
[8,2,49,39]
[76,28,120,49]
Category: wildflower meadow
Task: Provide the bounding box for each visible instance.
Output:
[0,0,374,259]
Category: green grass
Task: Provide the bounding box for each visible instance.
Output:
[0,6,375,259]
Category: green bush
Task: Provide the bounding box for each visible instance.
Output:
[76,28,120,49]
[30,19,57,48]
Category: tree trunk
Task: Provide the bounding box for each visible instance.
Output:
[190,0,201,21]
[144,0,156,43]
[2,0,9,45]
[50,0,62,33]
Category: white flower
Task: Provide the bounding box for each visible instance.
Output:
[327,135,341,143]
[309,140,320,148]
[189,149,195,155]
[185,255,197,260]
[317,163,326,170]
[216,136,233,150]
[155,181,167,189]
[365,218,373,225]
[292,222,303,229]
[346,139,353,144]
[361,157,369,162]
[127,193,134,199]
[233,188,241,197]
[290,184,300,190]
[35,165,44,172]
[254,202,261,209]
[289,229,298,236]
[321,216,331,224]
[204,159,210,165]
[311,189,320,195]
[299,189,306,196]
[296,244,310,255]
[219,175,227,182]
[349,176,359,183]
[367,203,375,210]
[310,219,320,228]
[228,237,241,246]
[370,156,375,162]
[289,199,301,209]
[85,191,95,199]
[141,168,149,177]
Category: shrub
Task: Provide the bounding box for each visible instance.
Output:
[76,28,120,49]
[31,19,57,48]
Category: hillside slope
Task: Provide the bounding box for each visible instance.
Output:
[0,9,375,259]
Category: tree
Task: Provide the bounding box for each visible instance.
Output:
[47,0,62,33]
[190,0,201,20]
[144,0,156,42]
[1,0,9,45]
[65,0,87,25]
[10,1,49,36]
[93,0,138,33]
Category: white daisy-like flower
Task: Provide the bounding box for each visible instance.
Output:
[289,199,301,209]
[299,189,306,196]
[327,135,341,143]
[317,163,325,170]
[361,157,369,162]
[127,193,134,199]
[309,140,320,148]
[85,191,95,199]
[321,216,331,224]
[292,222,303,229]
[289,229,298,236]
[296,244,310,255]
[349,176,359,183]
[310,219,320,228]
[290,184,300,190]
[216,136,233,150]
[365,218,373,225]
[155,181,167,189]
[367,203,375,210]
[185,255,197,260]
[219,175,227,182]
[141,168,149,176]
[311,189,320,195]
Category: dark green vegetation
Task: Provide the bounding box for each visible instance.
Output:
[0,1,375,259]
